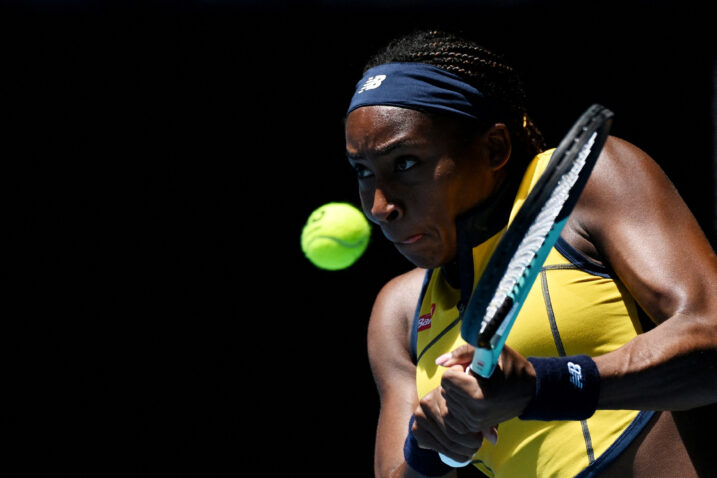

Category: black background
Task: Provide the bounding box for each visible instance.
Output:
[6,0,715,475]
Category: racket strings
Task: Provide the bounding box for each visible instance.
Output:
[479,131,598,335]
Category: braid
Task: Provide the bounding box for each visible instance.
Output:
[364,30,546,166]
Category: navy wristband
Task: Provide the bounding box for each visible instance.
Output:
[403,416,454,476]
[520,355,600,421]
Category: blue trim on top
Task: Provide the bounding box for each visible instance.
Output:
[554,237,612,278]
[574,410,656,478]
[410,269,433,364]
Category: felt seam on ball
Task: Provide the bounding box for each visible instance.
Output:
[303,235,369,249]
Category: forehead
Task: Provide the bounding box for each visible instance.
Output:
[345,106,437,154]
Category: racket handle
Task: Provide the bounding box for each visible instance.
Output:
[471,345,498,378]
[438,453,472,468]
[471,303,521,378]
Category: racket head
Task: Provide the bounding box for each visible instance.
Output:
[459,104,614,364]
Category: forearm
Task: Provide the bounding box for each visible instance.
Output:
[375,403,457,478]
[596,314,717,411]
[385,462,455,478]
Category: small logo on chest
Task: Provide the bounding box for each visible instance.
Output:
[418,304,436,332]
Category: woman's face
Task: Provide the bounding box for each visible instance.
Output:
[345,105,507,269]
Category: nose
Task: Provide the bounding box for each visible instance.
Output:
[369,186,403,224]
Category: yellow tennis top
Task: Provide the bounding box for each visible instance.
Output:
[413,150,653,478]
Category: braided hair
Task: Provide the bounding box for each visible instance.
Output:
[364,29,545,169]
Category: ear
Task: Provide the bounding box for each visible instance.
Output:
[484,123,512,171]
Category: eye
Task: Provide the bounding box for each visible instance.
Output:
[395,156,418,172]
[351,163,373,179]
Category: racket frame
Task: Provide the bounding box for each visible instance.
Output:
[462,104,614,378]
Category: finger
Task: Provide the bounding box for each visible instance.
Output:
[441,364,478,393]
[415,397,483,458]
[441,412,497,448]
[441,365,484,406]
[441,395,484,434]
[482,426,499,446]
[440,372,491,433]
[414,388,446,426]
[441,407,474,435]
[413,389,448,445]
[435,344,476,367]
[413,407,453,451]
[415,414,483,462]
[438,434,483,465]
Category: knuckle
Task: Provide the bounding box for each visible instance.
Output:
[440,369,456,384]
[454,344,475,357]
[417,395,432,412]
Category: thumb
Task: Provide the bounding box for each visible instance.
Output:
[482,426,499,446]
[435,344,476,368]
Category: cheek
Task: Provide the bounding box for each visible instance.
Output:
[455,160,494,211]
[424,169,467,225]
[357,184,376,220]
[432,158,479,213]
[417,189,459,253]
[437,225,458,264]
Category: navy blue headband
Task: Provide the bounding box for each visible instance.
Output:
[347,62,497,120]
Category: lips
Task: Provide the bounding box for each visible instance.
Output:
[397,233,424,245]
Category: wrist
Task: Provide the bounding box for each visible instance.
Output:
[519,355,600,421]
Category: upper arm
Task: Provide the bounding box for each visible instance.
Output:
[571,136,717,326]
[566,137,717,410]
[367,267,427,477]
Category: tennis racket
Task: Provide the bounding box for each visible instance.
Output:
[439,104,614,467]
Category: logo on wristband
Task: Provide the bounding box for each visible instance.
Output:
[567,361,583,389]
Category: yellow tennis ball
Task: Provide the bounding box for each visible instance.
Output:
[301,202,371,270]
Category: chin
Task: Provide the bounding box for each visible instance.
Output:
[396,247,452,270]
[393,232,457,270]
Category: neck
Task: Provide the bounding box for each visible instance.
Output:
[443,167,524,309]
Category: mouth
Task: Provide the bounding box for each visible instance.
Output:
[396,233,424,245]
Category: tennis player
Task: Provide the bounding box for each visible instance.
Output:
[345,30,717,477]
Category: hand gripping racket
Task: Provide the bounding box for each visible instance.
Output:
[439,104,614,467]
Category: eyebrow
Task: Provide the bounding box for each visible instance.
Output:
[345,139,421,161]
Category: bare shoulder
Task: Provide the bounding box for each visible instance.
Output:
[367,267,427,384]
[591,136,674,197]
[566,135,717,322]
[574,135,709,248]
[580,134,702,222]
[564,135,690,265]
[368,267,427,348]
[572,136,672,226]
[372,267,427,321]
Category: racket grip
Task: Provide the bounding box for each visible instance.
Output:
[438,453,472,468]
[470,346,498,378]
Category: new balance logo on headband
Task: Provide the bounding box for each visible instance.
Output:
[567,361,583,389]
[357,74,387,94]
[347,63,495,120]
